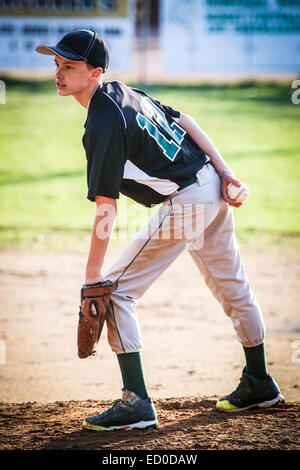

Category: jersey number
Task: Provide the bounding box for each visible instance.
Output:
[136,97,186,161]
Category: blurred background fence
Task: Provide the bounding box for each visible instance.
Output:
[0,0,300,83]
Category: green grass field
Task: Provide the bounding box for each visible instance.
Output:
[0,78,299,252]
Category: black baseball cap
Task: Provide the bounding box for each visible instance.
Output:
[35,29,109,72]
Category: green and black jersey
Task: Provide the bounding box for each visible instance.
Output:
[83,81,208,207]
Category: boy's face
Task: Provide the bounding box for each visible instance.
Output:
[54,55,96,96]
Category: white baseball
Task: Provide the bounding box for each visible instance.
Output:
[227,182,249,202]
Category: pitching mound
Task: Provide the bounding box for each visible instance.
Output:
[0,397,298,451]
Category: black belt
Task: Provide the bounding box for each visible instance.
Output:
[178,175,198,191]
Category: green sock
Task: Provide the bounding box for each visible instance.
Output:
[243,342,268,379]
[117,352,149,400]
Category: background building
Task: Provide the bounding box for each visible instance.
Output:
[0,0,299,81]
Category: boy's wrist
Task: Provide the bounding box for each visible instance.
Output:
[85,277,104,285]
[85,270,104,285]
[219,166,235,179]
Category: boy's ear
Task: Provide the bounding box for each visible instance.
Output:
[90,67,103,81]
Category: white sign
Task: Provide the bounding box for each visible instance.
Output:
[0,16,134,71]
[161,0,300,75]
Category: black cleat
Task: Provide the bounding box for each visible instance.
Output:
[216,372,284,412]
[82,389,158,431]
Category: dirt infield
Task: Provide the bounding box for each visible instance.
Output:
[0,244,299,451]
[0,398,298,451]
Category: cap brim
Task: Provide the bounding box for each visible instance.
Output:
[35,44,86,62]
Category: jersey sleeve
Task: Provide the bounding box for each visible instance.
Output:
[83,109,126,202]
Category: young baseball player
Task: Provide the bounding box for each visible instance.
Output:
[36,30,284,431]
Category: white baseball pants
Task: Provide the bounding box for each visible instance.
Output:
[104,163,265,354]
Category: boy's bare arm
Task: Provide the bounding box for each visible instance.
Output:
[85,195,117,284]
[178,112,243,207]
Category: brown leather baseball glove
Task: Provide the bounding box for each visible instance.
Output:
[77,280,118,359]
